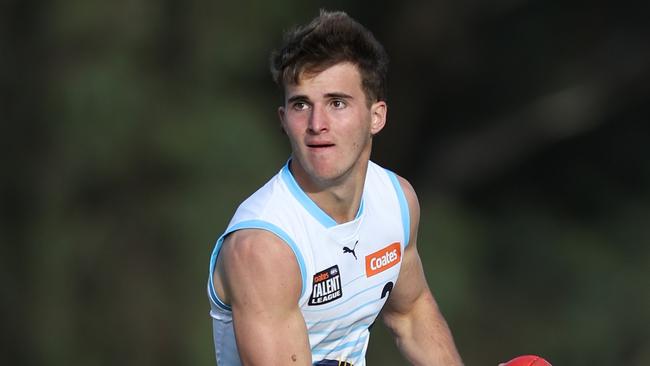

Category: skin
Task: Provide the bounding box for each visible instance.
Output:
[213,62,463,365]
[215,229,312,365]
[278,62,387,223]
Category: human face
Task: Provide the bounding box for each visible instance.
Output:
[278,62,387,189]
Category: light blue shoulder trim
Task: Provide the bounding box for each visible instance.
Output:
[385,169,411,247]
[280,160,364,228]
[208,219,308,311]
[208,230,231,311]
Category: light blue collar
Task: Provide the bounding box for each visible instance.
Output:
[280,159,364,228]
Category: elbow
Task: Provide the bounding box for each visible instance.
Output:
[381,306,415,343]
[381,290,439,340]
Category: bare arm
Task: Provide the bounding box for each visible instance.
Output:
[214,229,312,366]
[381,176,463,366]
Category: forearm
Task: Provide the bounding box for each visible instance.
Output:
[384,291,463,366]
[233,309,312,366]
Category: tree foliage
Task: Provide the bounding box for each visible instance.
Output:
[2,1,649,365]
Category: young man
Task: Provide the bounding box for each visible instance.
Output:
[208,10,463,366]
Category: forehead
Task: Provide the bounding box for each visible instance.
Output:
[285,62,364,97]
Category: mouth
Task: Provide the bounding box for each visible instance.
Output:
[306,143,335,149]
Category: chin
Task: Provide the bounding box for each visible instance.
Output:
[309,166,341,181]
[304,162,347,183]
[293,154,358,185]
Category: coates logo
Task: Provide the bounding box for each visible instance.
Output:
[365,242,401,277]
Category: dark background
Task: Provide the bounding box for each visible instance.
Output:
[2,0,649,365]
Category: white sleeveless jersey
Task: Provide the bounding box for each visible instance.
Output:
[208,160,410,366]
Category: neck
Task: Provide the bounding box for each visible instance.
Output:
[290,158,369,225]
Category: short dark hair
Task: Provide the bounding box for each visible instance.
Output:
[270,10,389,104]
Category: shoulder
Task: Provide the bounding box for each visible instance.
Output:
[394,174,420,215]
[392,173,421,248]
[222,229,293,262]
[219,229,303,305]
[221,229,300,277]
[370,162,420,214]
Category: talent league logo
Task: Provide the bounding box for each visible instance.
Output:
[365,242,401,277]
[308,265,342,306]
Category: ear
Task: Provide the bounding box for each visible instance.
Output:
[278,106,287,134]
[369,101,387,135]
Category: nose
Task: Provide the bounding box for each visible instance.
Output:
[307,104,328,134]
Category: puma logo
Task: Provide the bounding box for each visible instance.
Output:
[343,240,358,260]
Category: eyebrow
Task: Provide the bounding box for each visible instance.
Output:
[286,92,354,104]
[287,95,309,104]
[324,92,354,100]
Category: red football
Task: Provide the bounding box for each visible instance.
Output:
[502,355,552,366]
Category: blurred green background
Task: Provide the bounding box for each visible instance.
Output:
[2,0,649,365]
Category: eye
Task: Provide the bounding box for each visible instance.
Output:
[331,99,346,109]
[292,101,310,111]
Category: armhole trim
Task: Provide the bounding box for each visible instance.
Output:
[208,219,308,311]
[385,170,411,247]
